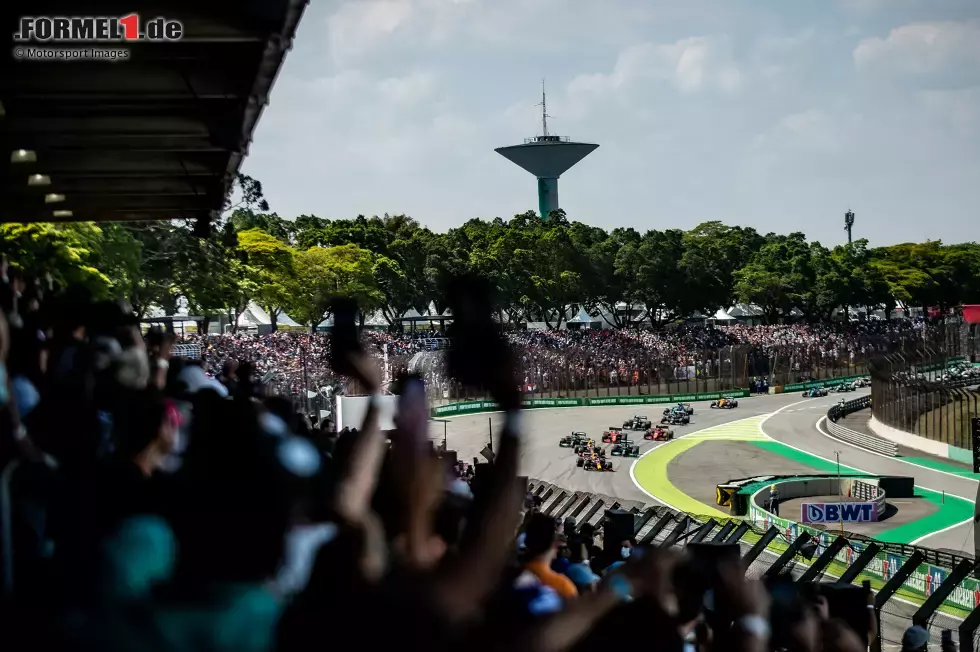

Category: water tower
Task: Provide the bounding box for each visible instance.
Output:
[495,82,598,220]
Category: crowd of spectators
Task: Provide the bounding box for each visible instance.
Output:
[0,262,948,651]
[180,320,931,401]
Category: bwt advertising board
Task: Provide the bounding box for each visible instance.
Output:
[801,502,878,523]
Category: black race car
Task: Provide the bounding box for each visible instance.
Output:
[833,383,856,393]
[559,431,588,447]
[611,442,641,457]
[623,415,652,430]
[661,408,691,425]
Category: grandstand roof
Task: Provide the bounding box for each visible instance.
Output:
[0,1,308,224]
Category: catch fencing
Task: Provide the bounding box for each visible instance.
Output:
[414,344,875,407]
[527,478,979,651]
[870,349,980,450]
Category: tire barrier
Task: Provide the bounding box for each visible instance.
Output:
[827,395,899,456]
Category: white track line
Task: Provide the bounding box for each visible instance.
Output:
[814,415,979,486]
[810,416,976,547]
[763,406,976,549]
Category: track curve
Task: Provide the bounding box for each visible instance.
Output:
[761,393,976,553]
[439,391,976,554]
[438,393,818,502]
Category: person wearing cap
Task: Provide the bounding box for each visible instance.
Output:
[901,625,928,652]
[769,484,780,516]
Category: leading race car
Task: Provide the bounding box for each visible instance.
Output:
[802,387,828,397]
[710,396,739,409]
[602,427,627,443]
[833,383,856,393]
[559,431,588,447]
[623,415,652,430]
[644,425,673,441]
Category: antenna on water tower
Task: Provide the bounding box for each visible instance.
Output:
[536,79,552,138]
[495,81,598,220]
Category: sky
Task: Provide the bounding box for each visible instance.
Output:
[242,0,980,247]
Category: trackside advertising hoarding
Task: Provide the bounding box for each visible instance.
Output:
[801,502,877,523]
[749,502,980,613]
[430,390,751,417]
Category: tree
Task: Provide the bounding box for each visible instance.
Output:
[734,233,813,323]
[287,244,381,330]
[627,229,694,324]
[173,221,242,334]
[237,228,295,330]
[682,221,765,311]
[0,222,114,298]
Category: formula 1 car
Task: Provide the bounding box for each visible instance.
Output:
[674,403,695,415]
[644,425,674,441]
[612,442,640,457]
[833,383,856,393]
[852,378,870,388]
[623,415,652,430]
[661,411,690,425]
[602,427,627,443]
[802,387,829,398]
[559,431,588,447]
[581,457,614,471]
[710,396,739,409]
[574,441,602,456]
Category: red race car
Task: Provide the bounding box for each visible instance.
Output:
[601,427,625,443]
[643,426,674,441]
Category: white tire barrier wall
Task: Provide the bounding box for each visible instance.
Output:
[827,418,899,456]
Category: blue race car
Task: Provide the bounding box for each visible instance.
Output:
[802,387,828,398]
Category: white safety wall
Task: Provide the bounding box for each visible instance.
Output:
[334,395,398,432]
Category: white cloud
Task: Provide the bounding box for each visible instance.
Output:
[567,36,741,99]
[245,0,980,246]
[327,0,414,65]
[854,20,980,75]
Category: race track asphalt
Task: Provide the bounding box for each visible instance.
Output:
[437,394,798,502]
[436,390,977,553]
[760,392,977,553]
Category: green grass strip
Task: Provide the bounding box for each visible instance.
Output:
[751,440,974,544]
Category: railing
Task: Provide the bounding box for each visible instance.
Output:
[826,395,899,456]
[170,343,202,359]
[870,349,980,450]
[526,478,976,650]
